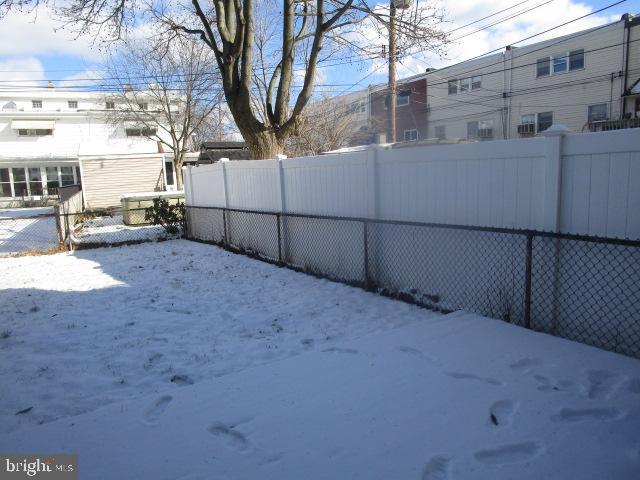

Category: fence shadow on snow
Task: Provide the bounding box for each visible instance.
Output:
[185,205,640,359]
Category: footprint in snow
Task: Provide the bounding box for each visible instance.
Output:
[421,455,451,480]
[396,346,437,362]
[551,407,624,423]
[533,375,579,393]
[488,400,517,427]
[446,372,503,386]
[208,422,251,453]
[586,370,625,400]
[474,441,544,465]
[170,374,194,386]
[627,378,640,394]
[322,347,359,354]
[143,395,172,425]
[509,357,542,375]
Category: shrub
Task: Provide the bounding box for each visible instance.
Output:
[144,198,185,235]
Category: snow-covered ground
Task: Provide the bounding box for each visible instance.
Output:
[1,240,639,479]
[72,214,176,245]
[0,207,57,255]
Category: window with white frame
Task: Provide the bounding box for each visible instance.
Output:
[126,127,157,137]
[0,168,11,197]
[346,99,366,114]
[435,125,446,140]
[18,129,53,136]
[521,114,535,125]
[32,100,42,109]
[404,129,418,141]
[397,90,410,106]
[449,76,481,94]
[60,166,75,186]
[46,167,59,191]
[588,104,608,122]
[138,102,149,110]
[68,100,78,109]
[537,49,584,77]
[12,168,27,196]
[537,111,553,132]
[106,101,115,109]
[28,167,43,196]
[468,120,493,139]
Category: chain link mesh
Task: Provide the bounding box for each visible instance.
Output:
[185,206,640,359]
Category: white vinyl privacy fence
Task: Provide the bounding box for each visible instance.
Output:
[184,127,640,358]
[185,127,640,239]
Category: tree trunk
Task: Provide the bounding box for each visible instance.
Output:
[245,130,286,159]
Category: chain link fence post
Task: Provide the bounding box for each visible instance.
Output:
[524,232,533,329]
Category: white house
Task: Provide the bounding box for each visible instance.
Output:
[0,88,181,208]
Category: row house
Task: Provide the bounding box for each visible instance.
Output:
[0,89,182,208]
[326,13,639,146]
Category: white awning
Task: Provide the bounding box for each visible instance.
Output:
[11,120,55,130]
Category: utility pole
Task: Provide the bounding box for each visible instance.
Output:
[388,3,397,144]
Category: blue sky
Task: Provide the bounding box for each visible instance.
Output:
[0,0,634,97]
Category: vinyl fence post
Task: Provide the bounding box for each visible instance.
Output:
[541,124,570,232]
[524,232,533,329]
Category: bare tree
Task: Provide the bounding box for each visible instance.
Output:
[104,36,223,188]
[1,0,448,159]
[286,97,360,156]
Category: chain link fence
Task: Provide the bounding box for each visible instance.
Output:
[1,205,182,256]
[185,205,640,359]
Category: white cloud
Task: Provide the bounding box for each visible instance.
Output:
[0,6,100,57]
[0,57,46,83]
[57,68,104,89]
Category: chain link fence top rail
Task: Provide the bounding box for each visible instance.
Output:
[185,205,640,359]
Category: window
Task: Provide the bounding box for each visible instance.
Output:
[126,127,157,137]
[46,167,59,192]
[459,77,471,93]
[68,100,78,109]
[397,90,410,106]
[32,100,42,109]
[537,111,553,132]
[536,58,550,77]
[435,125,446,140]
[588,104,608,122]
[28,167,43,196]
[18,129,53,136]
[0,168,11,197]
[569,49,584,70]
[469,120,493,139]
[346,100,366,114]
[471,76,482,90]
[106,101,115,110]
[552,53,568,74]
[138,102,149,110]
[404,129,418,141]
[467,121,478,139]
[165,161,175,186]
[12,168,27,197]
[521,114,535,125]
[448,80,458,95]
[60,166,75,186]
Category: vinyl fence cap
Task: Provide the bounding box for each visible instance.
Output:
[276,154,288,160]
[542,124,571,136]
[220,157,230,162]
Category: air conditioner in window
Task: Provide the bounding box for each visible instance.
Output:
[477,128,493,138]
[517,123,535,134]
